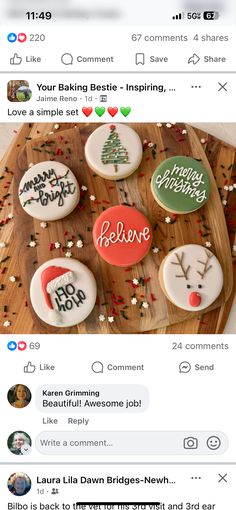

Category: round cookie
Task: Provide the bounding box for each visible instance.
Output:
[85,123,143,180]
[151,156,210,213]
[30,258,97,327]
[18,161,80,221]
[159,244,223,311]
[93,205,152,267]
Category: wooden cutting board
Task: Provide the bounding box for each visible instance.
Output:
[13,123,233,333]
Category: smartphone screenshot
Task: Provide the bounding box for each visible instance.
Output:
[0,1,235,509]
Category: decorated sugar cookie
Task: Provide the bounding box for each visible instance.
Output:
[85,124,143,180]
[30,258,97,327]
[159,244,223,311]
[151,156,210,213]
[93,205,152,267]
[18,161,80,221]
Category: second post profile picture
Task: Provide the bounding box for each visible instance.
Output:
[7,384,31,409]
[7,80,32,102]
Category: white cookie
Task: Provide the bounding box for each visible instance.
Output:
[18,161,80,221]
[30,258,97,327]
[159,244,223,311]
[85,123,143,180]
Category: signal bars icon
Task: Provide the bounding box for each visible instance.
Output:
[172,12,185,20]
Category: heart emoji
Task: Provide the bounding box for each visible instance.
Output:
[120,106,131,117]
[18,33,27,43]
[95,107,106,117]
[107,107,118,117]
[18,341,27,351]
[82,107,93,117]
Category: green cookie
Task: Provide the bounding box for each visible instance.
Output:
[151,156,210,213]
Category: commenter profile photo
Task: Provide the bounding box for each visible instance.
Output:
[8,431,32,455]
[7,384,31,409]
[7,472,31,496]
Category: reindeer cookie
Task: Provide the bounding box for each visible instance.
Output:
[151,156,210,213]
[159,244,223,311]
[85,124,143,180]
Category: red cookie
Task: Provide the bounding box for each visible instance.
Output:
[93,205,152,267]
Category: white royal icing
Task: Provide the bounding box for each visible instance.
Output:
[161,244,223,311]
[85,123,143,180]
[96,221,151,247]
[30,258,97,327]
[18,161,80,221]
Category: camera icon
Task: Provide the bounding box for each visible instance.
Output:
[183,437,198,449]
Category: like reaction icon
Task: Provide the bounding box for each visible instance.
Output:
[10,53,22,65]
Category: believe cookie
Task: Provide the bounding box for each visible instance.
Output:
[85,123,143,180]
[18,161,80,221]
[159,244,223,311]
[151,156,210,213]
[30,258,97,327]
[93,205,152,267]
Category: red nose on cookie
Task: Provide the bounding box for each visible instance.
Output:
[189,291,201,307]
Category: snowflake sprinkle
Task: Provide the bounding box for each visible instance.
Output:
[76,239,84,248]
[40,222,48,229]
[205,241,212,248]
[54,242,61,249]
[67,240,74,248]
[142,301,149,309]
[3,320,11,328]
[65,251,72,258]
[90,195,96,201]
[131,297,138,305]
[108,316,114,323]
[9,276,16,282]
[98,314,106,322]
[81,185,88,191]
[29,240,37,247]
[165,216,172,224]
[132,278,139,285]
[152,247,159,253]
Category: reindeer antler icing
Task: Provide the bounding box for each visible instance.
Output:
[197,250,213,279]
[171,252,190,280]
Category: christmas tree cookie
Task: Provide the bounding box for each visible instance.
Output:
[18,161,80,221]
[159,244,223,311]
[85,124,143,180]
[93,205,152,267]
[151,156,210,213]
[30,258,97,327]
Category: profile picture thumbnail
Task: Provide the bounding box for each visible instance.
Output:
[7,80,32,102]
[7,384,31,409]
[7,472,31,496]
[8,431,32,455]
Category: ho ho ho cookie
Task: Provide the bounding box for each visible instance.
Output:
[93,205,152,267]
[159,244,223,311]
[85,123,143,180]
[18,161,80,221]
[151,156,210,213]
[30,258,97,327]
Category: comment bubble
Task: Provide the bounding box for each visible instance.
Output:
[36,385,149,413]
[35,431,228,455]
[61,53,73,65]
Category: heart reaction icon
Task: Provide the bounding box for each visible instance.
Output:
[18,341,27,351]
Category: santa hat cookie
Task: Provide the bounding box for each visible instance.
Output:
[30,258,97,327]
[85,123,143,180]
[18,161,80,221]
[159,244,223,311]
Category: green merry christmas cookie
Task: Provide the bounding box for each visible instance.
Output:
[151,156,210,214]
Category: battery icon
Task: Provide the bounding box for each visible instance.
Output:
[203,11,219,20]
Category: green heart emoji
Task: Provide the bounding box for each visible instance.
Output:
[120,106,131,117]
[95,107,106,117]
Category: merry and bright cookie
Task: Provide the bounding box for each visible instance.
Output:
[93,205,152,267]
[85,123,143,180]
[151,156,210,213]
[159,244,223,311]
[30,258,97,327]
[18,161,80,221]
